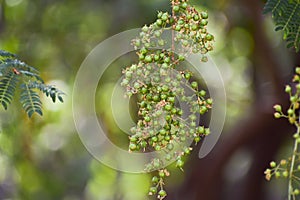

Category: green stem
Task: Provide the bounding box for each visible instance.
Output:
[289,140,297,200]
[289,123,300,200]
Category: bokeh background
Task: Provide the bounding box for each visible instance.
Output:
[0,0,299,199]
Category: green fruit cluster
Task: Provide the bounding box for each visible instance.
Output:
[121,0,214,199]
[265,67,300,199]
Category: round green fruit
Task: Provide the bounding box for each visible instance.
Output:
[205,34,214,41]
[149,187,157,194]
[173,5,180,12]
[201,11,208,19]
[159,189,167,197]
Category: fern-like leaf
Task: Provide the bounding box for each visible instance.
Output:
[0,49,64,117]
[263,0,300,52]
[20,83,43,117]
[0,72,19,110]
[27,81,64,103]
[0,50,15,58]
[6,59,40,74]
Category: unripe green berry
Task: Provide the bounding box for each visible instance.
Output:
[153,95,160,102]
[121,79,129,86]
[194,136,201,143]
[282,171,289,177]
[165,154,172,161]
[130,136,138,143]
[180,135,187,141]
[153,159,160,168]
[285,85,292,93]
[182,40,189,47]
[185,72,191,80]
[159,170,165,177]
[290,95,297,103]
[296,67,300,74]
[156,19,163,26]
[201,11,208,19]
[154,30,161,37]
[173,5,180,12]
[151,136,158,142]
[171,108,177,114]
[280,159,287,166]
[134,39,141,47]
[140,101,147,108]
[125,71,132,78]
[184,147,191,154]
[189,114,197,120]
[287,109,294,115]
[273,104,282,112]
[191,24,198,31]
[152,176,159,184]
[159,129,166,135]
[176,159,184,168]
[162,85,169,92]
[167,96,175,103]
[164,135,171,141]
[144,55,152,63]
[200,106,208,114]
[154,54,160,61]
[205,34,214,41]
[158,189,167,197]
[178,55,185,61]
[191,81,198,89]
[139,54,145,60]
[144,116,151,122]
[175,25,181,31]
[142,25,148,32]
[155,145,161,151]
[290,117,296,124]
[164,57,170,64]
[207,98,213,105]
[199,90,206,96]
[164,104,172,111]
[158,39,165,46]
[204,128,210,135]
[193,14,199,21]
[270,161,276,168]
[161,63,168,69]
[201,56,208,62]
[140,140,147,148]
[167,143,174,151]
[129,143,137,151]
[161,13,168,21]
[140,47,147,55]
[144,43,150,48]
[274,112,281,118]
[181,2,188,9]
[160,94,167,100]
[134,82,140,89]
[149,187,157,194]
[192,48,199,54]
[198,126,205,134]
[200,19,208,26]
[146,93,152,101]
